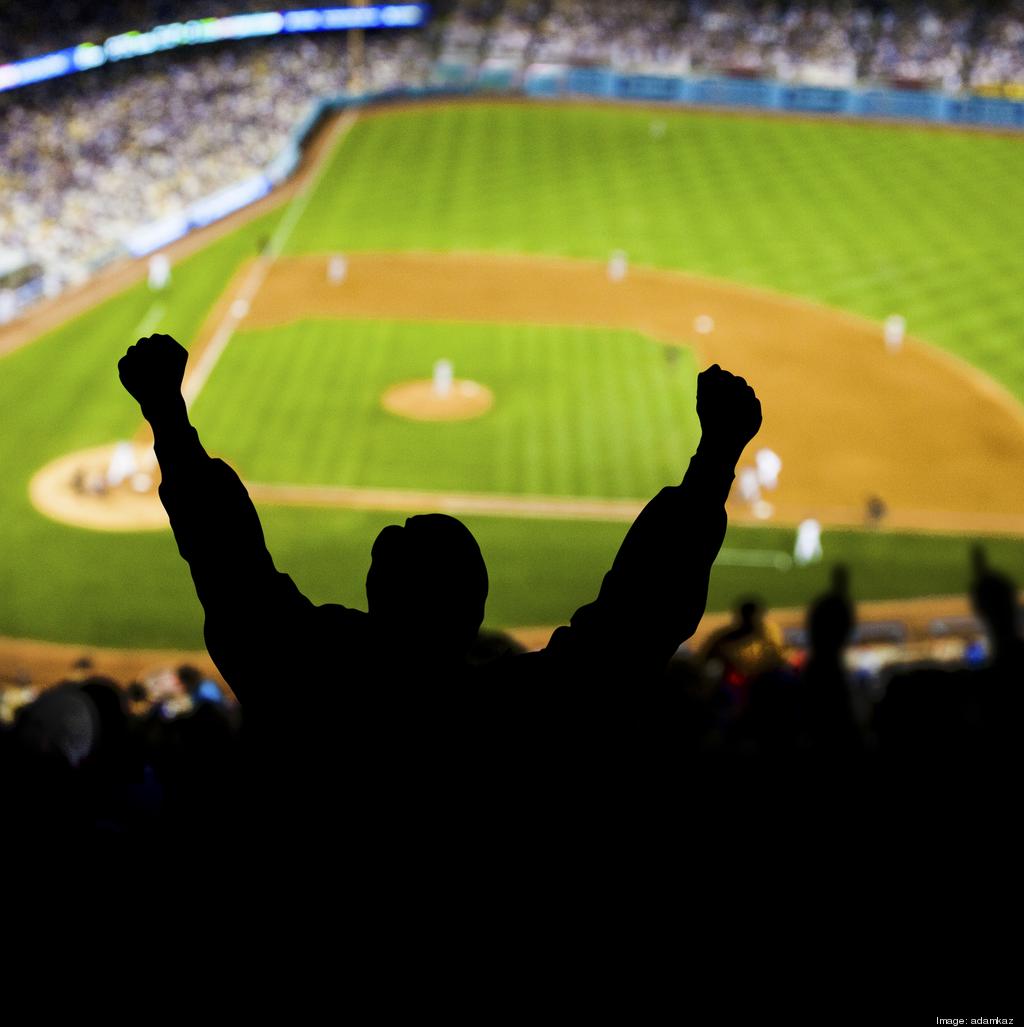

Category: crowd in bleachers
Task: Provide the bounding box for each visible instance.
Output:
[445,1,1024,91]
[4,2,1024,313]
[969,0,1024,92]
[7,2,1024,90]
[671,552,1021,761]
[1,662,239,837]
[2,542,1017,840]
[0,32,431,300]
[865,2,974,90]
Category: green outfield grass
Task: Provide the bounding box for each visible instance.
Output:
[295,104,1024,402]
[2,101,1024,650]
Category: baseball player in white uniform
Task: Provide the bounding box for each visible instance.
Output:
[755,447,782,491]
[884,314,905,353]
[607,250,628,283]
[433,359,454,398]
[106,441,138,488]
[147,253,171,291]
[794,518,823,566]
[738,467,761,505]
[328,253,348,285]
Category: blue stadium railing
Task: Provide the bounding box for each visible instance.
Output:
[519,64,1024,131]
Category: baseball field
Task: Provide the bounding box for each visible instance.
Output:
[4,99,1024,658]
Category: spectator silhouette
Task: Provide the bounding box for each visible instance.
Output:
[4,683,97,838]
[701,598,785,697]
[970,544,1023,680]
[797,564,861,754]
[696,597,791,755]
[969,544,1021,753]
[78,676,148,833]
[118,334,762,825]
[875,548,1020,770]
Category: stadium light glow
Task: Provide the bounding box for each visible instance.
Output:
[0,5,429,93]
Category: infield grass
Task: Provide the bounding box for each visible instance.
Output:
[194,319,700,497]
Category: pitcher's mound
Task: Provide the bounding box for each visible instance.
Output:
[381,379,493,421]
[30,444,168,532]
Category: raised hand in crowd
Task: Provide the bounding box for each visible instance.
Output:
[118,332,188,421]
[695,363,762,463]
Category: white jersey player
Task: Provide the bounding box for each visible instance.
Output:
[328,253,348,285]
[607,250,628,283]
[794,519,823,567]
[884,314,905,353]
[433,359,454,398]
[737,467,761,505]
[106,441,138,488]
[755,447,782,491]
[147,253,171,291]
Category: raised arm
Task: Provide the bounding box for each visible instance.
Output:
[545,365,762,674]
[119,334,312,697]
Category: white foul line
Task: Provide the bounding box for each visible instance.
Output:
[131,301,166,340]
[181,107,361,409]
[181,259,270,407]
[716,548,793,571]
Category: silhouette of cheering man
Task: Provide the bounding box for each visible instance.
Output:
[119,334,761,771]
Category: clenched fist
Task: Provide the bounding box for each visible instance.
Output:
[696,364,762,460]
[118,333,188,415]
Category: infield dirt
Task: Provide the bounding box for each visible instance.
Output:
[31,249,1024,536]
[205,251,1024,533]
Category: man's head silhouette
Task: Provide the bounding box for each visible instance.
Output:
[366,513,488,661]
[737,599,763,631]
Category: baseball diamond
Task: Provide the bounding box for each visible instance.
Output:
[3,100,1024,660]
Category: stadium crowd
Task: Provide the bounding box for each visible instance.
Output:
[3,337,1020,845]
[0,32,432,299]
[969,0,1024,93]
[6,1,1024,86]
[2,538,1017,841]
[453,1,1024,90]
[5,2,1024,312]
